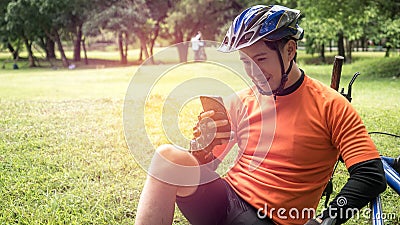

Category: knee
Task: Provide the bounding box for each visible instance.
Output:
[155,144,198,167]
[149,144,200,186]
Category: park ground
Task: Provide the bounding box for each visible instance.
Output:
[0,48,399,224]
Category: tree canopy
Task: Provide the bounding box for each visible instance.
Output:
[1,0,399,66]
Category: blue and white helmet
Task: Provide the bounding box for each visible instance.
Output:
[218,5,304,53]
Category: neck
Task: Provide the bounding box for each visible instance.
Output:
[284,63,301,89]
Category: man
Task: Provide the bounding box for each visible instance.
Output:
[191,31,205,61]
[135,5,386,225]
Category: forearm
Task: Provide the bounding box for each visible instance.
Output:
[320,159,386,224]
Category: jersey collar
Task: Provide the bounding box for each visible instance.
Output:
[275,69,305,96]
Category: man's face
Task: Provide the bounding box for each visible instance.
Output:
[239,41,283,93]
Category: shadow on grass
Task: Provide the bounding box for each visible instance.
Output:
[1,58,145,70]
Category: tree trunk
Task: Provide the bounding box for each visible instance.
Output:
[346,39,353,64]
[177,43,189,63]
[82,36,88,65]
[54,31,69,67]
[7,42,19,60]
[124,32,128,64]
[140,40,149,59]
[46,37,56,59]
[384,38,391,57]
[24,38,36,67]
[138,32,153,64]
[337,30,346,62]
[355,40,359,52]
[361,37,366,52]
[118,31,128,64]
[320,43,325,63]
[7,42,15,56]
[139,46,143,61]
[149,22,161,57]
[174,29,188,63]
[73,24,82,62]
[141,40,153,64]
[385,46,391,57]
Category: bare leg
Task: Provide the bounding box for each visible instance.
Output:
[135,144,200,225]
[135,175,177,225]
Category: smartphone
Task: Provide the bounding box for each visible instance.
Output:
[200,95,230,133]
[200,95,227,113]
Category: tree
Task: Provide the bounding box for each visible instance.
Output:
[0,0,20,60]
[164,0,242,62]
[61,0,98,62]
[84,0,150,64]
[137,0,171,61]
[372,0,400,57]
[300,0,399,63]
[35,0,75,67]
[5,0,42,67]
[36,35,56,60]
[301,16,339,62]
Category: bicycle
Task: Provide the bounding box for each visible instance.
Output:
[371,153,400,225]
[327,56,400,225]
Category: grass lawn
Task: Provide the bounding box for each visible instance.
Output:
[0,49,399,224]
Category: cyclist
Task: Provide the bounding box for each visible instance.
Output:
[135,5,386,225]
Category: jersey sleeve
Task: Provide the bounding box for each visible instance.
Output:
[326,94,380,168]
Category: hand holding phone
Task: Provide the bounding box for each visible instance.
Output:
[199,95,231,133]
[190,95,231,164]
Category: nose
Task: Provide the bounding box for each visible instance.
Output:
[251,62,259,77]
[245,61,258,78]
[249,63,267,84]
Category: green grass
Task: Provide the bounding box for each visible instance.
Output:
[0,50,399,224]
[0,67,143,224]
[0,99,144,224]
[0,67,134,100]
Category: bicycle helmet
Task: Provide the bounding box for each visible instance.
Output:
[218,5,304,96]
[218,5,303,53]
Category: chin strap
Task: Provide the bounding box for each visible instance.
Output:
[272,48,293,97]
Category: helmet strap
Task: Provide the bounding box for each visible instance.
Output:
[272,45,293,97]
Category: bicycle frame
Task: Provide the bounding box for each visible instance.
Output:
[371,157,400,225]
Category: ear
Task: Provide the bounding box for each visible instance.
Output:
[285,40,297,61]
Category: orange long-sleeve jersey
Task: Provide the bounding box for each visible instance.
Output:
[214,74,379,225]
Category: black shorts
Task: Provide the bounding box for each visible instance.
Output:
[176,178,275,225]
